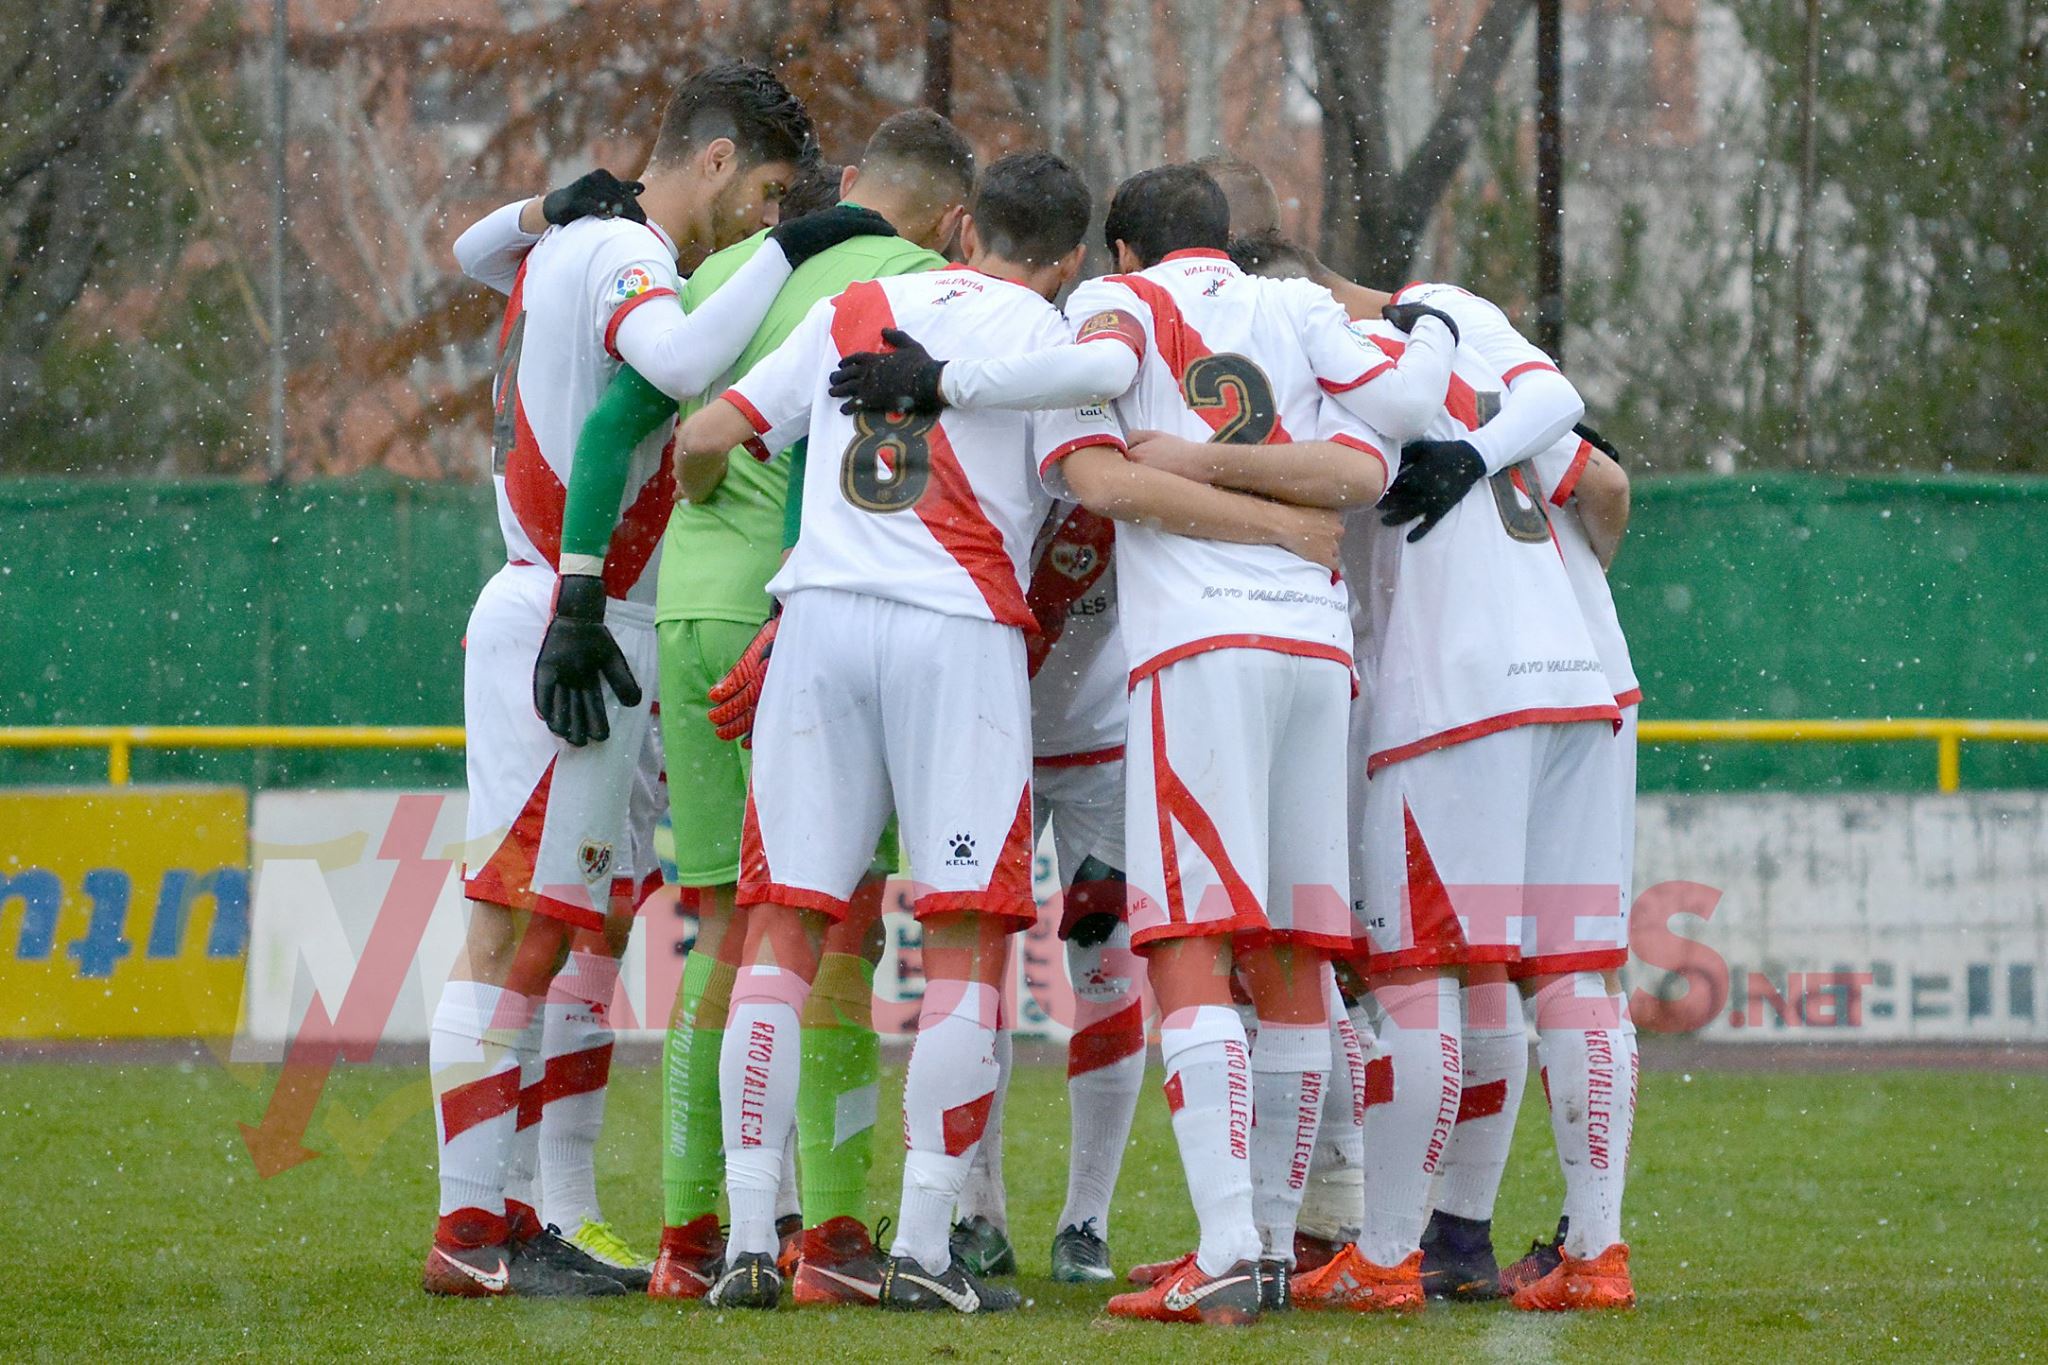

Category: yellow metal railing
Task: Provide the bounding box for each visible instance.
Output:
[1,720,2045,793]
[1635,718,2048,793]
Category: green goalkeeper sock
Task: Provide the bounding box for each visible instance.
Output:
[661,950,733,1227]
[798,952,879,1227]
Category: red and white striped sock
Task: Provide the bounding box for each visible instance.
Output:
[1533,973,1629,1256]
[429,981,539,1248]
[893,980,1001,1273]
[1432,979,1529,1222]
[538,947,619,1232]
[1359,974,1461,1268]
[1057,932,1145,1237]
[1161,1003,1259,1276]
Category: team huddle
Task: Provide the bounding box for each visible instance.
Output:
[423,60,1641,1324]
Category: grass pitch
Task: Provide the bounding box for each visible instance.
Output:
[3,1051,2043,1361]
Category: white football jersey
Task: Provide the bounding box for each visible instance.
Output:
[1344,319,1619,772]
[729,269,1123,627]
[1532,433,1640,706]
[1026,504,1125,760]
[489,216,684,604]
[1055,250,1393,680]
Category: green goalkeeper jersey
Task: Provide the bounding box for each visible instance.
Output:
[652,227,948,627]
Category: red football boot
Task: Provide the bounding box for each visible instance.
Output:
[791,1216,887,1306]
[1125,1249,1196,1286]
[648,1214,725,1300]
[1106,1255,1261,1325]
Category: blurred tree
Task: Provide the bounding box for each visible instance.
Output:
[1302,0,1536,283]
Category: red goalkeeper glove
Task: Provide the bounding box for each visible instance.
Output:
[707,615,778,745]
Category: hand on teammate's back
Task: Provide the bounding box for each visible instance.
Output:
[828,327,947,415]
[533,574,642,747]
[768,204,897,269]
[707,615,778,747]
[1380,300,1460,345]
[1380,439,1487,542]
[541,168,646,227]
[1574,422,1622,463]
[1272,503,1347,573]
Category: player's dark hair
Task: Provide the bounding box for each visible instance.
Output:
[858,109,977,202]
[779,160,848,220]
[1193,154,1282,240]
[646,62,813,174]
[1228,230,1320,280]
[1103,164,1230,267]
[969,151,1091,266]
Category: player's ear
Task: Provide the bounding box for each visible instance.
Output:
[838,164,860,199]
[938,203,968,257]
[1112,240,1141,273]
[957,213,982,262]
[699,136,739,185]
[1056,241,1088,289]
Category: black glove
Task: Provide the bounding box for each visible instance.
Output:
[1574,421,1622,463]
[533,574,642,747]
[768,203,897,270]
[541,168,646,226]
[828,327,947,415]
[1380,300,1459,345]
[1381,439,1487,541]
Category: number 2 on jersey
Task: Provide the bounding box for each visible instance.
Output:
[1181,352,1279,445]
[1472,388,1552,543]
[840,409,938,512]
[490,312,527,475]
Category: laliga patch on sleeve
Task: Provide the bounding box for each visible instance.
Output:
[1075,309,1145,353]
[611,264,656,302]
[1077,405,1108,421]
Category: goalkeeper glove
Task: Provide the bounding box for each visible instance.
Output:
[1380,439,1487,542]
[541,169,646,226]
[1380,300,1460,345]
[827,327,946,416]
[707,614,779,746]
[533,574,642,747]
[768,203,897,270]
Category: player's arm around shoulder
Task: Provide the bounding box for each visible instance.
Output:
[1289,277,1452,445]
[674,295,831,502]
[1395,280,1587,471]
[452,198,544,296]
[1568,429,1631,568]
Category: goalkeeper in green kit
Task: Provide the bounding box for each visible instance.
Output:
[561,110,975,1304]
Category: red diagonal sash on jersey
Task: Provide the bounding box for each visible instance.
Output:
[496,260,678,589]
[829,281,1034,628]
[1105,274,1295,444]
[1368,332,1482,431]
[1024,506,1116,678]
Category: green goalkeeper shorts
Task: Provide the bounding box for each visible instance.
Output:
[657,617,898,888]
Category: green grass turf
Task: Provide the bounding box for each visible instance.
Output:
[2,1056,2043,1361]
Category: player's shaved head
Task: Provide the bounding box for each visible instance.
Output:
[1103,164,1230,267]
[1194,155,1282,240]
[969,152,1091,266]
[779,160,849,220]
[646,61,814,174]
[858,109,977,219]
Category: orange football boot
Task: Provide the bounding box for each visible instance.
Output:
[1511,1242,1635,1311]
[790,1216,887,1306]
[1106,1255,1261,1325]
[647,1213,724,1300]
[1290,1244,1426,1312]
[1125,1250,1196,1286]
[775,1213,804,1278]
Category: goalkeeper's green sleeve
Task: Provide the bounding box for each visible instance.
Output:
[780,438,809,553]
[561,364,678,568]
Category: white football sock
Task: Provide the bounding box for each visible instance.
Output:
[1359,973,1461,1268]
[1161,1003,1259,1276]
[1532,972,1629,1257]
[1298,990,1369,1244]
[958,1026,1013,1230]
[1058,933,1145,1237]
[429,981,538,1238]
[1432,978,1529,1222]
[537,947,619,1231]
[893,980,1000,1273]
[1250,1021,1330,1262]
[722,964,810,1257]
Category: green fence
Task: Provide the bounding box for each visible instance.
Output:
[2,472,2043,792]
